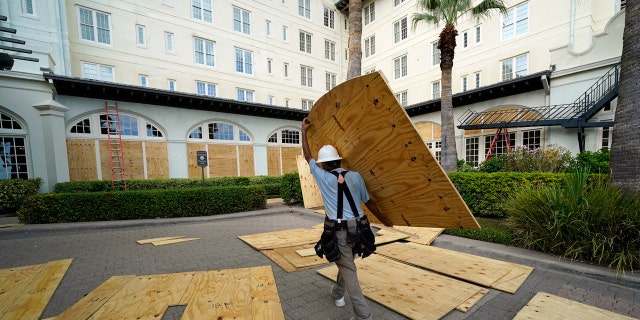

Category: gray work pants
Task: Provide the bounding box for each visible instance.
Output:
[331,230,373,320]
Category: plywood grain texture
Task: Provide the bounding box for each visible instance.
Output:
[513,292,636,320]
[281,146,301,174]
[376,226,444,245]
[238,228,322,250]
[296,155,324,208]
[306,72,478,229]
[187,143,207,178]
[238,145,255,176]
[209,144,238,177]
[376,242,533,292]
[0,259,72,320]
[267,146,281,175]
[66,139,98,181]
[317,254,484,320]
[145,141,169,179]
[0,264,44,317]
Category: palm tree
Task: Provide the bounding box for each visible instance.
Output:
[413,0,506,172]
[610,0,640,193]
[346,0,363,80]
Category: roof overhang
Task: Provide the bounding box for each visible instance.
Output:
[43,73,309,121]
[405,70,552,117]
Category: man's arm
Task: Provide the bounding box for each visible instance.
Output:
[364,198,393,227]
[301,117,312,162]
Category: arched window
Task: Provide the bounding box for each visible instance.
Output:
[266,127,301,175]
[68,112,164,139]
[0,110,28,180]
[267,129,300,145]
[188,121,252,142]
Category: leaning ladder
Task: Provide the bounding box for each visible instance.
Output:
[105,101,127,190]
[484,127,511,161]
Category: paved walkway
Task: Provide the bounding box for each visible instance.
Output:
[1,203,639,320]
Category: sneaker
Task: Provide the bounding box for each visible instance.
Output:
[331,285,345,307]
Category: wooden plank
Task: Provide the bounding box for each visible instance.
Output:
[145,141,169,179]
[274,244,329,269]
[376,242,532,292]
[296,155,324,209]
[180,268,253,319]
[261,249,298,272]
[513,292,637,320]
[373,232,409,245]
[136,236,185,244]
[0,263,45,317]
[238,228,322,250]
[1,259,72,320]
[267,146,282,176]
[238,145,255,176]
[66,139,98,181]
[250,266,285,320]
[456,288,489,313]
[209,144,238,177]
[90,272,194,319]
[187,143,207,178]
[122,141,144,180]
[281,146,301,174]
[45,275,135,320]
[306,71,478,229]
[296,247,317,257]
[377,226,444,245]
[317,254,483,320]
[151,238,200,246]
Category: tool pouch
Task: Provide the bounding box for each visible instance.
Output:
[315,219,341,262]
[354,216,376,258]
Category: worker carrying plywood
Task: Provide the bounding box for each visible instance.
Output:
[301,117,389,320]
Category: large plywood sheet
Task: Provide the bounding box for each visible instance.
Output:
[99,140,143,181]
[187,143,207,178]
[305,71,478,229]
[145,141,169,179]
[66,139,98,181]
[267,146,282,175]
[238,228,322,250]
[281,146,301,174]
[317,254,484,320]
[238,144,255,176]
[376,242,533,293]
[513,292,636,320]
[209,144,238,177]
[296,155,324,208]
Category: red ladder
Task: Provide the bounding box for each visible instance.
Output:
[105,101,127,190]
[484,127,511,161]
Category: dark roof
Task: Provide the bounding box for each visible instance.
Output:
[43,73,309,121]
[404,70,552,117]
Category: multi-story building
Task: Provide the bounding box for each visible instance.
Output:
[0,0,626,192]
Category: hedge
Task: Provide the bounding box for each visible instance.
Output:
[17,185,266,224]
[0,178,42,214]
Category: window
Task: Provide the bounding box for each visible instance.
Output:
[298,0,310,18]
[70,118,91,134]
[426,141,441,163]
[365,67,376,74]
[602,127,611,150]
[22,0,35,15]
[324,40,336,61]
[325,72,337,91]
[299,31,312,53]
[474,72,481,89]
[502,2,529,41]
[393,54,407,79]
[395,91,408,107]
[282,26,288,41]
[462,76,468,92]
[168,79,176,91]
[233,7,251,35]
[267,59,273,74]
[266,20,272,36]
[235,48,253,75]
[285,98,290,107]
[432,41,440,66]
[301,65,313,87]
[268,129,301,145]
[196,81,217,97]
[78,7,111,44]
[0,112,28,180]
[393,17,408,43]
[165,32,174,52]
[522,129,541,149]
[475,25,482,44]
[364,3,375,25]
[237,88,254,102]
[139,75,148,87]
[465,137,479,167]
[284,63,289,77]
[324,7,335,28]
[192,0,213,23]
[268,96,275,105]
[394,0,407,6]
[484,132,515,156]
[71,114,163,139]
[432,80,440,99]
[364,35,375,58]
[462,30,469,48]
[194,38,215,67]
[100,114,139,136]
[82,62,114,82]
[188,122,251,142]
[501,54,528,81]
[135,25,146,47]
[301,99,314,111]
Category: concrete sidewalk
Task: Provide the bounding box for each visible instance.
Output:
[1,203,639,320]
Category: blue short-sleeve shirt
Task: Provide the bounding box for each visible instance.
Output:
[309,158,370,220]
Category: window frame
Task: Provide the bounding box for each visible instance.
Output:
[393,17,408,43]
[235,48,253,75]
[501,53,529,81]
[299,31,312,53]
[323,7,335,29]
[393,54,408,79]
[196,81,218,97]
[501,1,529,41]
[301,65,313,87]
[78,6,112,45]
[192,0,213,23]
[233,6,251,35]
[298,0,311,19]
[364,35,375,58]
[364,3,375,25]
[136,24,146,47]
[194,37,216,67]
[165,32,174,53]
[324,39,336,61]
[236,88,255,102]
[81,61,114,82]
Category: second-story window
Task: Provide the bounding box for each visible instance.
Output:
[196,81,217,97]
[192,0,213,23]
[233,7,251,35]
[502,1,529,41]
[235,48,253,75]
[298,0,311,18]
[79,7,111,45]
[301,65,313,87]
[364,35,375,58]
[165,32,174,52]
[393,54,407,79]
[136,24,146,47]
[394,17,408,43]
[324,7,335,28]
[82,62,114,82]
[300,31,312,53]
[501,54,528,81]
[364,3,375,25]
[324,40,336,61]
[194,38,215,67]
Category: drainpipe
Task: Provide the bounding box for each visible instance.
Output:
[54,0,71,75]
[570,0,576,50]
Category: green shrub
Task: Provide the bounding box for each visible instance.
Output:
[501,145,573,173]
[0,178,43,214]
[280,173,302,204]
[571,149,610,174]
[478,155,504,173]
[54,176,266,193]
[444,217,516,246]
[503,167,640,273]
[17,185,266,224]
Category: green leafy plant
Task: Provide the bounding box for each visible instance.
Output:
[0,178,42,214]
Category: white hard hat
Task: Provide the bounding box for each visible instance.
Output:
[317,145,342,163]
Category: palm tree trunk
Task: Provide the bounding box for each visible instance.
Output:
[439,24,458,172]
[347,0,363,80]
[610,0,640,193]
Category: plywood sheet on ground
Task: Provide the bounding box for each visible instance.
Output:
[306,71,478,229]
[296,154,324,208]
[262,244,329,272]
[376,242,533,293]
[238,228,322,250]
[136,236,185,244]
[513,292,636,320]
[377,226,444,245]
[0,259,72,320]
[317,254,484,320]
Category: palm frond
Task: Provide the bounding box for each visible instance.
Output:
[412,12,440,29]
[472,0,508,18]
